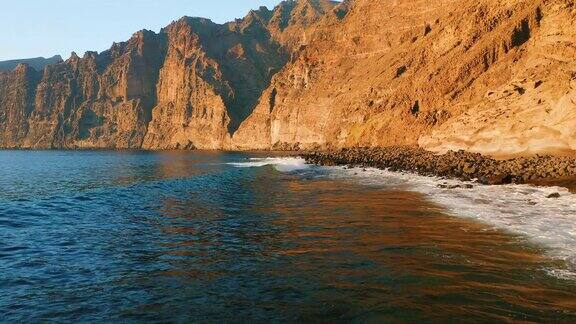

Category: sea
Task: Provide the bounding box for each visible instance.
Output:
[1,150,576,322]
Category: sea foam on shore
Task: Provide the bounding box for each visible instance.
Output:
[325,165,576,279]
[228,157,309,172]
[230,156,576,280]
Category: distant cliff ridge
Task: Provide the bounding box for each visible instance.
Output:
[0,55,63,72]
[0,0,575,156]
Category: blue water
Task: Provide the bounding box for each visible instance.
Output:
[1,150,576,322]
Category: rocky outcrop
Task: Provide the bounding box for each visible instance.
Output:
[143,15,287,149]
[233,0,576,155]
[419,0,576,157]
[0,64,38,146]
[304,146,576,185]
[0,0,575,156]
[0,0,337,150]
[0,30,166,149]
[23,30,165,149]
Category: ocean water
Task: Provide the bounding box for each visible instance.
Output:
[1,150,576,322]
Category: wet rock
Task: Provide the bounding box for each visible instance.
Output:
[303,146,576,187]
[480,173,512,185]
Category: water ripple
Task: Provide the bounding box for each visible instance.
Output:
[0,151,575,321]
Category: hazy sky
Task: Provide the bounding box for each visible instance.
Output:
[0,0,282,61]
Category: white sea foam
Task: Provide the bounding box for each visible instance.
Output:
[228,157,309,172]
[230,157,576,279]
[324,166,576,279]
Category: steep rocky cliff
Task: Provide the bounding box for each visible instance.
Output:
[0,0,575,156]
[233,0,576,156]
[0,0,337,149]
[0,30,165,148]
[419,0,576,157]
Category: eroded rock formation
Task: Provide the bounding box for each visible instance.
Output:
[0,0,338,149]
[0,0,575,156]
[233,0,576,156]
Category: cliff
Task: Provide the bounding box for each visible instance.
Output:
[0,0,337,149]
[233,0,576,156]
[0,0,575,156]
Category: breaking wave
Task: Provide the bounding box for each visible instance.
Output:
[228,157,309,172]
[323,166,576,280]
[229,157,576,279]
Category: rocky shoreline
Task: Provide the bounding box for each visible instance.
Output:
[302,147,576,187]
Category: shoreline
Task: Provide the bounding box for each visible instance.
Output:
[302,147,576,190]
[4,146,576,192]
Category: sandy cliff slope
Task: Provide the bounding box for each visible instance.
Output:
[420,0,576,157]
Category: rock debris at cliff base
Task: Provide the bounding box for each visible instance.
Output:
[303,147,576,186]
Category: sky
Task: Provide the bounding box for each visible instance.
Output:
[0,0,283,61]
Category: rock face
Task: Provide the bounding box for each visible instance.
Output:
[0,31,165,148]
[0,0,575,155]
[233,0,576,155]
[0,0,337,149]
[419,0,576,157]
[142,15,287,149]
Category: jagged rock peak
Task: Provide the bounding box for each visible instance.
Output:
[240,6,274,28]
[67,51,80,62]
[171,16,217,29]
[275,0,339,17]
[159,16,220,41]
[129,29,159,45]
[83,51,98,59]
[13,63,31,73]
[246,6,273,19]
[132,29,157,37]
